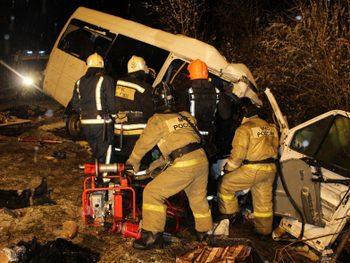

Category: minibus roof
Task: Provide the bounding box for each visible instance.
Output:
[72,7,257,85]
[69,7,261,105]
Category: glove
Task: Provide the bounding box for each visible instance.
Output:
[222,163,236,175]
[126,159,140,174]
[149,68,157,79]
[147,156,167,173]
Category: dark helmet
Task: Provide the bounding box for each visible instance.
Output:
[152,81,175,112]
[238,97,266,120]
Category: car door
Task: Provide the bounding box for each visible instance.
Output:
[265,88,350,251]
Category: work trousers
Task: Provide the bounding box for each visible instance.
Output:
[217,163,276,235]
[141,156,212,233]
[83,123,115,164]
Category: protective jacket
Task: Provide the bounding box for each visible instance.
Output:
[179,79,219,133]
[114,72,154,160]
[178,79,230,142]
[217,115,279,235]
[72,68,118,163]
[127,110,213,233]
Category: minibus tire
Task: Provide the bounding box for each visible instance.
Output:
[66,112,85,141]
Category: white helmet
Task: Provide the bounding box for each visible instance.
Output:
[86,53,104,68]
[127,55,149,74]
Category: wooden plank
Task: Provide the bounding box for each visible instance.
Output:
[0,119,31,127]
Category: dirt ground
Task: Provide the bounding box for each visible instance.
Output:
[0,88,348,263]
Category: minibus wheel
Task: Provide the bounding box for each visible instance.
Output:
[66,112,85,141]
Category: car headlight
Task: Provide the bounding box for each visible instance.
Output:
[23,77,33,85]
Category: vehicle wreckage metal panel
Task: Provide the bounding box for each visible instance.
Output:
[273,109,350,252]
[274,159,324,227]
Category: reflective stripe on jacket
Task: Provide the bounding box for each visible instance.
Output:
[73,72,118,125]
[115,75,154,120]
[114,123,147,135]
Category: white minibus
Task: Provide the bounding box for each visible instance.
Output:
[43,7,261,139]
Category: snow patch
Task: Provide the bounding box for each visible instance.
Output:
[39,121,65,131]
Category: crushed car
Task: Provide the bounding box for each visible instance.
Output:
[265,88,350,254]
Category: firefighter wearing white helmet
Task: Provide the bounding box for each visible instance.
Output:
[71,53,118,179]
[127,81,213,250]
[86,52,104,68]
[127,55,149,74]
[114,55,156,164]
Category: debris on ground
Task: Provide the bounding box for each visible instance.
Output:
[18,137,63,146]
[1,105,48,120]
[0,112,15,124]
[62,221,78,239]
[176,238,264,263]
[0,177,53,210]
[0,115,31,128]
[45,151,77,161]
[0,237,100,263]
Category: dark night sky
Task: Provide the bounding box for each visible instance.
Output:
[0,0,288,63]
[0,0,143,61]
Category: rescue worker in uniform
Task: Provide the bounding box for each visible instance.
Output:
[177,59,230,145]
[177,59,231,199]
[114,55,155,163]
[126,81,213,250]
[217,98,279,239]
[71,53,118,170]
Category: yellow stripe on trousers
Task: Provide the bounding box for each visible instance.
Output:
[143,203,167,213]
[254,211,274,217]
[193,210,212,219]
[217,191,235,201]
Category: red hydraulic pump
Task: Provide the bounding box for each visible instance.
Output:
[81,161,141,239]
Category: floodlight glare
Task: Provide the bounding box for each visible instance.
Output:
[23,77,33,85]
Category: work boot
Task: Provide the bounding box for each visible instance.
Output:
[133,229,164,250]
[32,192,52,206]
[33,177,48,196]
[32,177,52,206]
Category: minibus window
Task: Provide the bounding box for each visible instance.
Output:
[57,19,115,62]
[105,34,169,81]
[165,59,230,94]
[164,59,189,91]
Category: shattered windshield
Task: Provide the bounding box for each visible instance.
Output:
[291,114,350,174]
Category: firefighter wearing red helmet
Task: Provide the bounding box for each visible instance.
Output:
[126,81,213,250]
[178,59,230,147]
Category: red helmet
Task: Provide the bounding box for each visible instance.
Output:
[187,59,208,80]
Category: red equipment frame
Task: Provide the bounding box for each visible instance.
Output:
[82,163,137,227]
[81,162,187,239]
